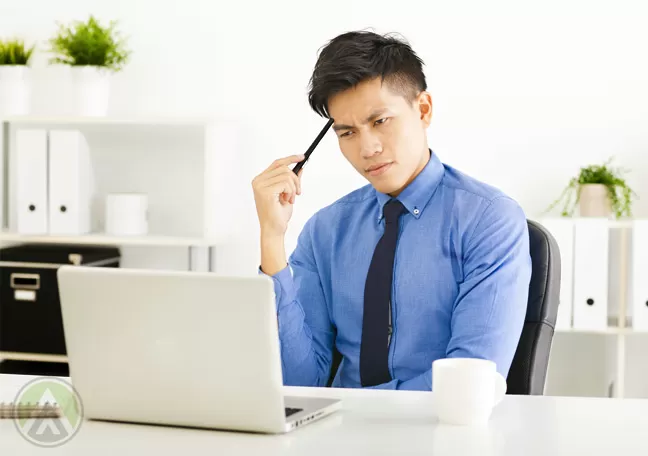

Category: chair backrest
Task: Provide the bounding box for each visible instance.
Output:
[506,219,561,394]
[327,219,561,393]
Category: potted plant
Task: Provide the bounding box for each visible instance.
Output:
[546,158,636,219]
[0,38,35,116]
[48,15,130,116]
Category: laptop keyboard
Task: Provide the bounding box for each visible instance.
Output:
[285,407,303,417]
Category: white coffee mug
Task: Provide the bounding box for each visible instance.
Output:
[105,193,148,236]
[432,358,507,426]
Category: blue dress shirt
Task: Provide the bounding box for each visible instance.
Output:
[264,151,532,391]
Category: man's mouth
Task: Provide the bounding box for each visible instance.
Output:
[366,162,393,176]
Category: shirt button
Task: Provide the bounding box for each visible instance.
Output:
[413,209,420,215]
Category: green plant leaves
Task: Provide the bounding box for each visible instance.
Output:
[48,15,130,72]
[545,158,636,219]
[0,39,34,65]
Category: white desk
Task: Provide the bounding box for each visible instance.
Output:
[1,374,648,455]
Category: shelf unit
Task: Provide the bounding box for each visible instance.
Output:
[555,326,640,335]
[0,115,226,265]
[0,114,233,366]
[539,217,645,399]
[0,230,218,247]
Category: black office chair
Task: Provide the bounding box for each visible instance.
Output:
[506,219,560,395]
[327,219,561,394]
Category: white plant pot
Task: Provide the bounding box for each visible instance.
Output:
[0,66,31,117]
[579,184,612,217]
[71,66,111,117]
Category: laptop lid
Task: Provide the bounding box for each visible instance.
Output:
[57,266,288,433]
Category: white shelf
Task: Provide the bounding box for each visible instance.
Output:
[556,327,648,335]
[1,115,212,127]
[0,231,218,247]
[556,327,625,335]
[0,351,68,363]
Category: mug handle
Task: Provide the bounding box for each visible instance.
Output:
[493,372,507,406]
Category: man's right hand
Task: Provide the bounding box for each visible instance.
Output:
[252,154,305,275]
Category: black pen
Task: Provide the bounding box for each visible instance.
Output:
[293,118,334,175]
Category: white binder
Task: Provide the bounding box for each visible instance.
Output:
[632,220,648,330]
[541,218,574,330]
[572,218,609,330]
[15,129,49,234]
[48,129,94,235]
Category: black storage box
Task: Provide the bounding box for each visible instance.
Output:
[0,243,120,356]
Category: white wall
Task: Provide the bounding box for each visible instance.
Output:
[3,0,648,394]
[3,0,647,268]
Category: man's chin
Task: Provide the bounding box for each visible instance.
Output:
[370,179,404,196]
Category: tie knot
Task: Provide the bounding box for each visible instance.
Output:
[383,199,407,224]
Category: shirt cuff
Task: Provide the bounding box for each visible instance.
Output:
[258,265,295,311]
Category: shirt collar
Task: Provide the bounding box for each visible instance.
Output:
[375,149,444,222]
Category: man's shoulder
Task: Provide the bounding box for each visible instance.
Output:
[329,183,376,207]
[310,183,375,223]
[295,184,374,252]
[439,162,527,232]
[440,163,510,205]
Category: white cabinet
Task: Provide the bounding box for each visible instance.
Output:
[0,115,240,272]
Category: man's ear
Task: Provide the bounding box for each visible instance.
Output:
[417,91,433,126]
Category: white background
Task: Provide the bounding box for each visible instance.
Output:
[2,0,648,396]
[3,0,647,263]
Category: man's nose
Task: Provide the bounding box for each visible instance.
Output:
[360,131,382,159]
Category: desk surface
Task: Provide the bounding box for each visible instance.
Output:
[1,374,648,455]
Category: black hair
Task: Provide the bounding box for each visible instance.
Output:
[307,30,427,118]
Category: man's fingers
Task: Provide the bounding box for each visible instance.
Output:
[263,166,296,181]
[264,175,297,198]
[279,190,296,206]
[253,156,307,191]
[296,168,304,194]
[268,154,306,171]
[294,170,302,195]
[281,193,295,205]
[260,167,302,195]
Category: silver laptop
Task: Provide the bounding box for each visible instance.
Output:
[56,265,341,434]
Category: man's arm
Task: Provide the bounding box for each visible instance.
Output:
[261,216,335,387]
[368,196,531,391]
[252,153,334,387]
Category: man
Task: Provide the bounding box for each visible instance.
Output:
[252,30,531,391]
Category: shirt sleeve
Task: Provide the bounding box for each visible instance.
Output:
[364,370,432,391]
[259,216,335,387]
[445,195,531,380]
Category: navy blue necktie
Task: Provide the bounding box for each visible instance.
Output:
[360,199,407,387]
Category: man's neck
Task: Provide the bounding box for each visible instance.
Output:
[389,148,431,197]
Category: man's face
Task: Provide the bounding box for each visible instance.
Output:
[328,77,432,196]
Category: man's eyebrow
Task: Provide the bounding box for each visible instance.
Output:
[333,123,353,132]
[365,108,388,122]
[332,109,389,132]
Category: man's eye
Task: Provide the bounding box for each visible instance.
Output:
[340,131,353,138]
[375,118,388,125]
